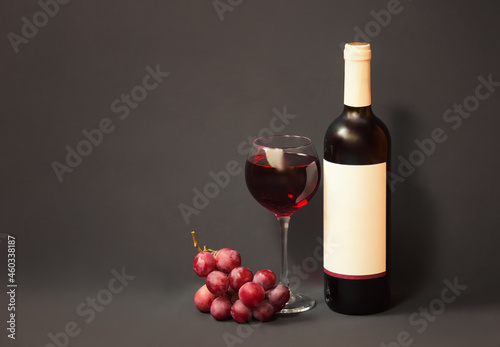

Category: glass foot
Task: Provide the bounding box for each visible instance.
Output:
[278,292,316,314]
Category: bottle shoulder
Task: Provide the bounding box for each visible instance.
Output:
[324,108,390,165]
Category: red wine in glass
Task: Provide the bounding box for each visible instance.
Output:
[244,135,320,314]
[245,153,320,216]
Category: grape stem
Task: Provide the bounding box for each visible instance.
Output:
[191,231,215,253]
[191,231,203,253]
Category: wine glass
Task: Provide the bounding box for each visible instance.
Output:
[245,135,321,313]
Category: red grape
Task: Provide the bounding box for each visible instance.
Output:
[194,284,216,312]
[193,252,216,278]
[229,267,253,290]
[190,233,289,323]
[268,284,290,311]
[253,269,276,291]
[210,294,232,320]
[230,300,252,323]
[239,282,265,308]
[273,302,286,312]
[252,300,275,322]
[206,271,229,296]
[215,248,241,273]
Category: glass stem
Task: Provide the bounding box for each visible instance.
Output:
[277,215,291,288]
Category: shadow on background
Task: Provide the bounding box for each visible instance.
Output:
[388,106,439,310]
[288,187,324,289]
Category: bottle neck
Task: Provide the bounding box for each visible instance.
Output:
[344,59,371,107]
[343,105,373,119]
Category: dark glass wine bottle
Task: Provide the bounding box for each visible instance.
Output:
[323,42,391,315]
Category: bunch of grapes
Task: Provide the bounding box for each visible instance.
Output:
[191,232,290,323]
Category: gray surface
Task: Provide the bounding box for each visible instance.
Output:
[1,0,500,346]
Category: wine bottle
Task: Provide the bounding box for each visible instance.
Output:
[323,42,390,315]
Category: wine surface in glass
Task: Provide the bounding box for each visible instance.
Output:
[245,153,320,216]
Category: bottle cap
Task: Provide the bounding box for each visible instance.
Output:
[344,42,371,61]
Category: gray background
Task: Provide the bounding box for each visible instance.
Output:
[1,0,500,346]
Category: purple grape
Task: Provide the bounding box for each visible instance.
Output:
[206,271,229,296]
[229,267,253,290]
[215,248,241,273]
[210,294,232,320]
[253,269,276,291]
[268,284,290,309]
[194,284,216,313]
[239,282,265,308]
[231,300,252,323]
[193,252,216,278]
[252,300,275,322]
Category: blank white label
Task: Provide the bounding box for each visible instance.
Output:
[323,160,386,279]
